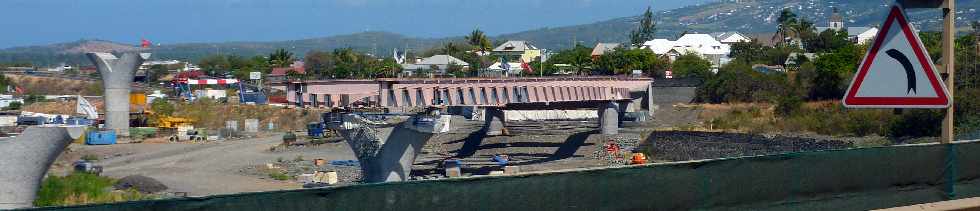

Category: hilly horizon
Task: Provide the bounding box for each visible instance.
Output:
[2,0,978,66]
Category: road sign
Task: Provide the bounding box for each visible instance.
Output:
[843,5,951,108]
[249,72,261,80]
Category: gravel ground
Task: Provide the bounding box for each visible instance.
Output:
[57,134,356,196]
[414,117,612,177]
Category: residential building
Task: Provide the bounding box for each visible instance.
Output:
[591,43,621,60]
[268,61,306,81]
[642,34,731,68]
[492,40,540,63]
[815,8,879,44]
[400,55,469,76]
[711,31,752,44]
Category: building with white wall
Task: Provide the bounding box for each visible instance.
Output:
[642,34,732,68]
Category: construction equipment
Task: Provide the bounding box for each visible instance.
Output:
[155,116,194,129]
[631,152,648,165]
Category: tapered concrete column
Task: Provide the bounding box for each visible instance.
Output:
[617,101,630,127]
[327,113,450,183]
[87,52,149,137]
[484,107,506,136]
[0,126,85,209]
[599,101,619,135]
[647,82,655,116]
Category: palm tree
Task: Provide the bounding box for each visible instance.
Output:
[442,42,461,55]
[268,48,294,68]
[791,19,816,46]
[465,29,492,53]
[773,9,799,45]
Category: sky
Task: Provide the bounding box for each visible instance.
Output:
[0,0,715,48]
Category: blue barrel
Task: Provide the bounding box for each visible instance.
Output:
[85,130,117,145]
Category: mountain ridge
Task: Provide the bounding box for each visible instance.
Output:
[2,0,977,66]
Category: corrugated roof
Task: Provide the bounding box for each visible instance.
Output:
[270,66,305,76]
[641,34,730,56]
[591,43,620,56]
[815,27,878,36]
[417,55,469,66]
[493,41,538,52]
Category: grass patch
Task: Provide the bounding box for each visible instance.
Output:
[707,101,941,138]
[268,172,291,181]
[34,173,155,207]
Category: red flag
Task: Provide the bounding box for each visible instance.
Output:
[141,38,152,48]
[520,59,534,74]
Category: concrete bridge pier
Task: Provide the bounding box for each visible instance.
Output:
[327,113,450,183]
[87,52,149,137]
[0,126,85,209]
[598,101,620,135]
[484,107,506,136]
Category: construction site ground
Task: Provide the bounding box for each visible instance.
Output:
[49,104,870,197]
[51,117,628,197]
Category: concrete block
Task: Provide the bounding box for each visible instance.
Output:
[504,166,520,174]
[244,119,259,133]
[226,120,238,131]
[324,171,338,185]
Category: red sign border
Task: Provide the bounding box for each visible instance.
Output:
[842,5,950,108]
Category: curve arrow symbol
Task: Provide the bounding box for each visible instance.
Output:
[885,49,916,95]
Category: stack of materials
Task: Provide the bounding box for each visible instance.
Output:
[312,171,338,185]
[444,160,462,178]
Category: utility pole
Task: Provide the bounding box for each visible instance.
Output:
[941,0,955,144]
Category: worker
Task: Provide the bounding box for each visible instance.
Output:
[631,152,647,165]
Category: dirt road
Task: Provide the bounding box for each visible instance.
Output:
[68,135,356,196]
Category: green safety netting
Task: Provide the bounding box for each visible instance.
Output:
[32,141,980,211]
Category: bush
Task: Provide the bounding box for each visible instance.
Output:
[697,62,787,103]
[5,101,22,110]
[888,110,943,138]
[268,172,290,181]
[774,94,803,117]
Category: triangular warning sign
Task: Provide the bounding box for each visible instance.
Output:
[843,5,951,108]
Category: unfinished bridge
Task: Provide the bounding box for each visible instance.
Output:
[274,77,654,183]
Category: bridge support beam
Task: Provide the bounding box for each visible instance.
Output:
[484,107,506,136]
[328,113,450,183]
[87,52,148,137]
[0,127,84,209]
[599,101,620,135]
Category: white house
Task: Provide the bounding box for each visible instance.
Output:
[815,8,879,44]
[642,34,732,68]
[401,55,469,75]
[711,31,752,44]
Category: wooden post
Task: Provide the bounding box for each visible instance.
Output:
[941,0,956,144]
